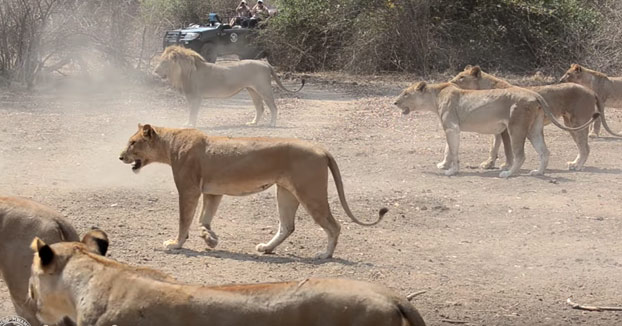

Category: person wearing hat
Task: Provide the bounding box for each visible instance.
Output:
[231,0,252,27]
[249,0,270,27]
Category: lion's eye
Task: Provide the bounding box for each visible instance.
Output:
[130,141,136,146]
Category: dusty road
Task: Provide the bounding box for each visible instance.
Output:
[1,73,621,325]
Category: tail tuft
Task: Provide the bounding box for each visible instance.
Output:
[301,78,306,86]
[379,207,389,217]
[592,112,600,119]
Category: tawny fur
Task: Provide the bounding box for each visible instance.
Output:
[154,45,304,127]
[559,64,622,137]
[450,65,610,170]
[119,124,386,259]
[394,82,596,178]
[28,239,426,326]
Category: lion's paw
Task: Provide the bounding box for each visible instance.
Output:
[255,243,275,254]
[499,171,512,178]
[499,163,511,171]
[199,227,219,248]
[314,252,332,260]
[479,160,496,170]
[528,169,544,176]
[567,161,583,171]
[246,121,258,126]
[163,239,182,250]
[436,161,450,170]
[444,168,458,176]
[588,132,599,138]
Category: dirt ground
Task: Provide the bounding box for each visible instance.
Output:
[1,71,622,326]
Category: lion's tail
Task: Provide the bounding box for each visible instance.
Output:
[534,92,598,132]
[397,299,427,326]
[326,152,387,226]
[596,94,622,137]
[269,66,305,93]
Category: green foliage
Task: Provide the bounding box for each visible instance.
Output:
[261,0,603,73]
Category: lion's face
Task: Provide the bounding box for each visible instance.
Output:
[119,124,158,173]
[153,58,172,79]
[28,241,77,324]
[560,64,592,84]
[394,82,435,114]
[450,66,483,90]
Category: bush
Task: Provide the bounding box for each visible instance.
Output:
[262,0,603,74]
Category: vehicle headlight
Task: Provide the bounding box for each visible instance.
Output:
[183,32,200,41]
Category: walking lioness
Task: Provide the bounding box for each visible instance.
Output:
[560,64,622,137]
[119,124,387,258]
[29,238,426,326]
[394,82,597,178]
[450,65,616,170]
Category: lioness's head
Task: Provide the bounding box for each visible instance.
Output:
[450,65,484,89]
[559,64,594,84]
[394,82,436,114]
[119,124,160,173]
[28,230,109,324]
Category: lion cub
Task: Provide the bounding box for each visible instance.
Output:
[119,124,387,259]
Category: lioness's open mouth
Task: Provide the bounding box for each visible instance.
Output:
[131,159,143,171]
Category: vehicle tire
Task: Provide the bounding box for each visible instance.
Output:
[200,43,218,63]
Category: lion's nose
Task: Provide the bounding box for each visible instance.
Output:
[394,101,398,105]
[118,156,124,161]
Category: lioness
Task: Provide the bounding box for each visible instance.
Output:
[119,124,387,259]
[154,45,305,127]
[0,197,108,326]
[450,65,617,170]
[560,64,622,137]
[28,238,426,326]
[394,82,597,178]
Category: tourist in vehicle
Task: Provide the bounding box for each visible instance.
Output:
[249,0,269,27]
[231,0,252,27]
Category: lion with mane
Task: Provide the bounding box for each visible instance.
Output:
[154,45,304,127]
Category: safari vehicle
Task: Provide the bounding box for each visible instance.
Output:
[162,13,267,62]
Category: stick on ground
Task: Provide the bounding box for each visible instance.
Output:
[566,298,622,312]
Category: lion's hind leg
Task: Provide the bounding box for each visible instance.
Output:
[565,115,590,170]
[526,116,550,176]
[499,106,528,178]
[246,88,265,126]
[250,84,278,127]
[256,185,300,255]
[199,194,223,248]
[296,189,341,259]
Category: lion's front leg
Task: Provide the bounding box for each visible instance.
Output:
[198,194,223,248]
[164,188,201,250]
[436,143,451,169]
[185,95,202,127]
[442,128,460,176]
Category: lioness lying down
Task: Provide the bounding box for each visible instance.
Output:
[0,196,108,326]
[29,238,426,326]
[119,124,387,259]
[154,45,305,127]
[560,64,622,137]
[450,65,618,170]
[394,82,597,178]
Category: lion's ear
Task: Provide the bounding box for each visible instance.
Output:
[142,124,155,139]
[415,81,426,92]
[470,66,481,77]
[464,64,473,71]
[571,64,581,72]
[31,237,55,267]
[81,228,109,256]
